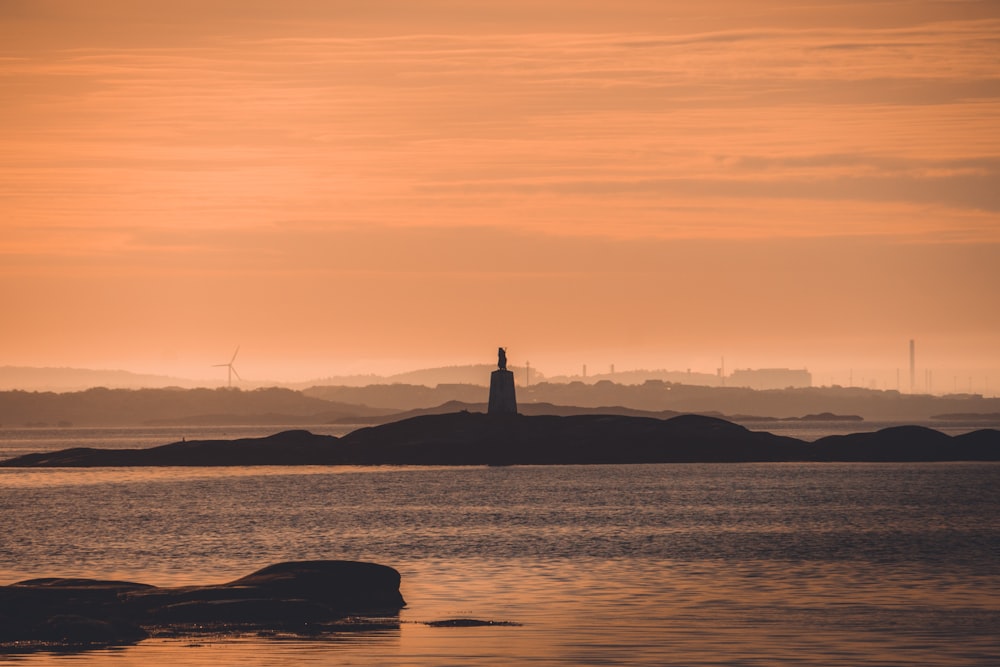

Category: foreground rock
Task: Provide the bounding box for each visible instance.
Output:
[0,560,404,650]
[1,413,998,467]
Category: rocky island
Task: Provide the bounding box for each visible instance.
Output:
[0,560,404,649]
[1,412,998,467]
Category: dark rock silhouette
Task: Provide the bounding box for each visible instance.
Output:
[0,560,404,649]
[426,618,521,627]
[787,412,863,422]
[2,413,997,467]
[954,428,1000,450]
[932,412,1000,421]
[810,425,996,461]
[0,577,153,647]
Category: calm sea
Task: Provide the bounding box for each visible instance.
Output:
[1,426,998,665]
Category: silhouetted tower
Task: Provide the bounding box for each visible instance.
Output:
[909,339,915,394]
[488,347,517,415]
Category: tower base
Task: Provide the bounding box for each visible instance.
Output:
[488,369,518,415]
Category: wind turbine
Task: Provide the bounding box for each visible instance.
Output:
[214,346,242,388]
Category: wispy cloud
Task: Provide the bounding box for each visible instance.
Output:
[3,15,999,249]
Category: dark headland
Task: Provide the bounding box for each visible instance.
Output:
[2,412,998,467]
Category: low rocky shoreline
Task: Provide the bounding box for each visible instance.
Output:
[1,412,998,467]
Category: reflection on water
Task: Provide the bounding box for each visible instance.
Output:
[1,463,998,665]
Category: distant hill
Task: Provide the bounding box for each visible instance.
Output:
[0,366,203,391]
[304,380,1000,422]
[0,387,394,427]
[0,364,535,392]
[295,364,534,388]
[545,368,722,386]
[303,365,727,388]
[5,367,1000,425]
[1,363,804,393]
[304,383,488,409]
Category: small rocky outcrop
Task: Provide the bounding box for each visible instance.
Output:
[789,412,863,422]
[0,560,404,650]
[426,618,521,627]
[811,425,957,461]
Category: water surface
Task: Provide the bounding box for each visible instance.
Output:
[1,459,997,665]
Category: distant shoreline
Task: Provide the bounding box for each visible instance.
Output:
[4,382,1000,428]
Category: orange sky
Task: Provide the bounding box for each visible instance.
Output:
[2,1,999,387]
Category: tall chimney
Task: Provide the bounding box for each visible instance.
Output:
[909,339,915,394]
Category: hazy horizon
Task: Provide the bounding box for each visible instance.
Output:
[3,354,997,397]
[2,1,998,394]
